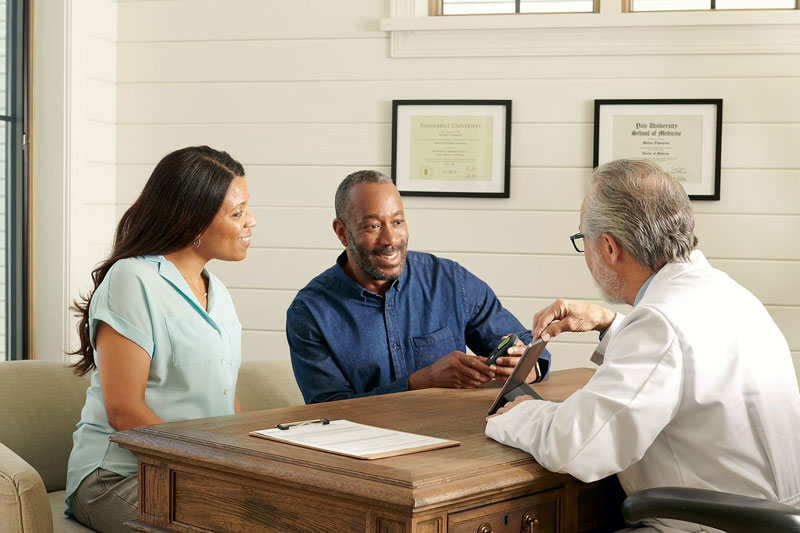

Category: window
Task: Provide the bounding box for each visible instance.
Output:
[440,0,595,14]
[2,0,29,360]
[438,0,797,14]
[631,0,796,10]
[384,0,800,58]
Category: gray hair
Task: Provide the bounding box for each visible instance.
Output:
[334,170,393,224]
[583,159,698,271]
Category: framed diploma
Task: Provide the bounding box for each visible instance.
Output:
[391,100,511,198]
[593,99,722,200]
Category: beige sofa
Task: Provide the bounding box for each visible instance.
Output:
[0,359,304,533]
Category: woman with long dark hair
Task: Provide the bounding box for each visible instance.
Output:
[65,146,256,532]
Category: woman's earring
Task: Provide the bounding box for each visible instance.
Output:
[193,236,202,248]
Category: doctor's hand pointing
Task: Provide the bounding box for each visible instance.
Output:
[532,299,616,342]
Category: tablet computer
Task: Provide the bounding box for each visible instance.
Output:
[487,339,548,416]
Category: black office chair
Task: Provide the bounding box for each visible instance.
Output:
[622,487,800,533]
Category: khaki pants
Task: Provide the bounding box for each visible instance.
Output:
[69,468,138,533]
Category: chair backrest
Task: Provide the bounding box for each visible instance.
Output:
[237,358,304,411]
[0,358,302,493]
[0,361,91,492]
[622,486,800,533]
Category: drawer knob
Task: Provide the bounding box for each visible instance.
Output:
[477,523,493,533]
[522,511,539,530]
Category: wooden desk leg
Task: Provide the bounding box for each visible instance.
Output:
[562,482,580,533]
[369,510,445,533]
[138,460,170,527]
[411,513,446,533]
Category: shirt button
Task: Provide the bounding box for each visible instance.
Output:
[392,343,399,349]
[213,329,219,335]
[223,389,229,395]
[221,359,226,365]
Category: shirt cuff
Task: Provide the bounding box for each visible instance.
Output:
[388,376,410,394]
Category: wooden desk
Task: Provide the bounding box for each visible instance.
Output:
[113,368,625,533]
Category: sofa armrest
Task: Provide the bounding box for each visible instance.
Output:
[622,487,800,533]
[0,442,54,533]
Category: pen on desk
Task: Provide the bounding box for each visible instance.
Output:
[276,418,330,430]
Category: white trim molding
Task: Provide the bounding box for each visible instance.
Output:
[31,0,71,360]
[381,1,800,57]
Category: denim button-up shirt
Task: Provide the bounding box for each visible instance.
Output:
[287,251,551,404]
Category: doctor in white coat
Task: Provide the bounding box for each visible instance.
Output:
[485,159,800,533]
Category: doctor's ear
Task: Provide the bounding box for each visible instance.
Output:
[332,218,349,247]
[600,234,623,264]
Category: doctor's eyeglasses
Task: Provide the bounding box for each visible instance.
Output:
[570,233,584,253]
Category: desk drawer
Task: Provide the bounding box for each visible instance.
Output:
[448,489,560,533]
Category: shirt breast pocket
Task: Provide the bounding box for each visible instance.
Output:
[165,316,219,366]
[411,327,456,362]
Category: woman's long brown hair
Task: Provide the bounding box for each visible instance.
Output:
[70,146,244,376]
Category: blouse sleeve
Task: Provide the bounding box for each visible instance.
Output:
[88,259,156,358]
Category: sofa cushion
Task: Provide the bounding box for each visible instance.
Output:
[0,361,91,492]
[47,491,92,533]
[237,358,304,411]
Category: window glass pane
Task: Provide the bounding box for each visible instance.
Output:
[632,0,709,11]
[520,0,594,13]
[0,1,5,117]
[442,0,595,14]
[442,1,516,15]
[632,0,794,9]
[716,0,796,7]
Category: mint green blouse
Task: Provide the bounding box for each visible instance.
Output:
[65,256,242,514]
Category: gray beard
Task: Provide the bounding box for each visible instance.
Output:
[589,249,627,305]
[346,229,407,282]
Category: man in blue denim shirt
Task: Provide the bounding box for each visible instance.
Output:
[286,170,551,404]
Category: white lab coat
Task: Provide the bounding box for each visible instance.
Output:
[486,251,800,533]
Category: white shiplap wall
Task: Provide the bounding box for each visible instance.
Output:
[30,0,117,360]
[68,0,118,355]
[109,0,800,379]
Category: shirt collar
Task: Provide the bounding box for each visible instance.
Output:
[145,255,215,317]
[633,271,657,307]
[335,250,406,299]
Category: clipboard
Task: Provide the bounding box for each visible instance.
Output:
[487,339,548,416]
[250,419,460,460]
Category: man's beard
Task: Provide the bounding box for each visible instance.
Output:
[588,246,627,304]
[347,229,408,282]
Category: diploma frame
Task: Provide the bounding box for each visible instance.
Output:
[593,99,722,201]
[391,100,511,198]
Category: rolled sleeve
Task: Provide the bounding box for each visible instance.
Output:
[88,260,155,357]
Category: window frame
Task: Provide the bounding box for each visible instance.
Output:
[435,0,600,15]
[381,0,800,57]
[4,0,30,360]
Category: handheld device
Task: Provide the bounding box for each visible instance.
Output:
[487,339,548,416]
[485,334,518,366]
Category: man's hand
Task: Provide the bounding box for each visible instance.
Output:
[409,351,495,390]
[486,394,535,419]
[491,337,539,384]
[532,299,615,342]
